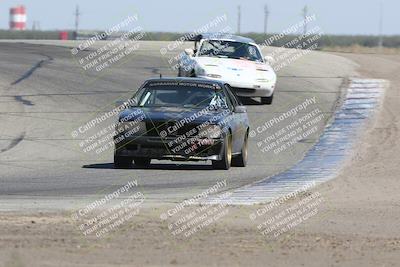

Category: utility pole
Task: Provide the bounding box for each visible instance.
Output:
[74,5,81,40]
[237,5,241,34]
[264,4,269,35]
[378,1,384,51]
[302,5,308,35]
[32,21,41,31]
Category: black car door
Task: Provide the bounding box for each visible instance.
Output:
[223,84,247,153]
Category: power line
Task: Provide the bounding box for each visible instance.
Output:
[378,1,384,50]
[264,4,270,35]
[74,5,81,40]
[302,5,308,35]
[74,5,81,33]
[237,5,241,34]
[32,21,39,31]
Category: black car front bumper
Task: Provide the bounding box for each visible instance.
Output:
[114,135,224,161]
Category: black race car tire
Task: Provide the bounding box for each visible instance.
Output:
[232,131,248,167]
[212,135,232,170]
[134,158,151,168]
[114,155,132,169]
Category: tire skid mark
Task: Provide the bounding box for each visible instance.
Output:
[13,95,34,106]
[204,78,388,205]
[11,54,53,86]
[0,91,131,97]
[0,54,53,153]
[0,132,25,153]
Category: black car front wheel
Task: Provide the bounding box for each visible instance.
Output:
[114,155,132,169]
[212,135,232,170]
[232,131,248,167]
[134,158,151,168]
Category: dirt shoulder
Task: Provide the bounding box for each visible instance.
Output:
[1,53,400,267]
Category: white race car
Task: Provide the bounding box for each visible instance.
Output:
[178,34,276,104]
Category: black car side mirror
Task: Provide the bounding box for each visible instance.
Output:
[234,105,247,113]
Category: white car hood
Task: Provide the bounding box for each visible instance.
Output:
[194,56,276,81]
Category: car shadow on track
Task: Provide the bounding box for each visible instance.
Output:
[82,163,214,170]
[238,97,264,105]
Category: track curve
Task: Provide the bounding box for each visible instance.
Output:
[0,41,357,210]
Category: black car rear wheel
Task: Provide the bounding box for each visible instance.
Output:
[232,131,248,167]
[114,155,132,169]
[134,158,151,168]
[212,135,232,170]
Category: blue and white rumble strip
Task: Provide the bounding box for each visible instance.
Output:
[206,78,388,205]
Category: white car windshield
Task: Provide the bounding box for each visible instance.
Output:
[198,40,263,62]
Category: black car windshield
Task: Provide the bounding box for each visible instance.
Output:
[135,82,229,109]
[198,40,263,62]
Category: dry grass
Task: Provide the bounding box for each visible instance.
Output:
[322,44,400,54]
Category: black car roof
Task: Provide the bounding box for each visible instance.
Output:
[144,77,226,87]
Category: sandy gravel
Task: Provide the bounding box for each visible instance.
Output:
[1,52,400,267]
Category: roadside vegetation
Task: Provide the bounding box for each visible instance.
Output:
[1,30,399,53]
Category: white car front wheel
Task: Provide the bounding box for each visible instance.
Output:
[261,94,274,105]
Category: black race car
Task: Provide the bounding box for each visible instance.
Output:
[114,77,250,170]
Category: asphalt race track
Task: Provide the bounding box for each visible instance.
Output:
[0,41,357,210]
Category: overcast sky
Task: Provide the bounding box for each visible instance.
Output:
[0,0,398,35]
